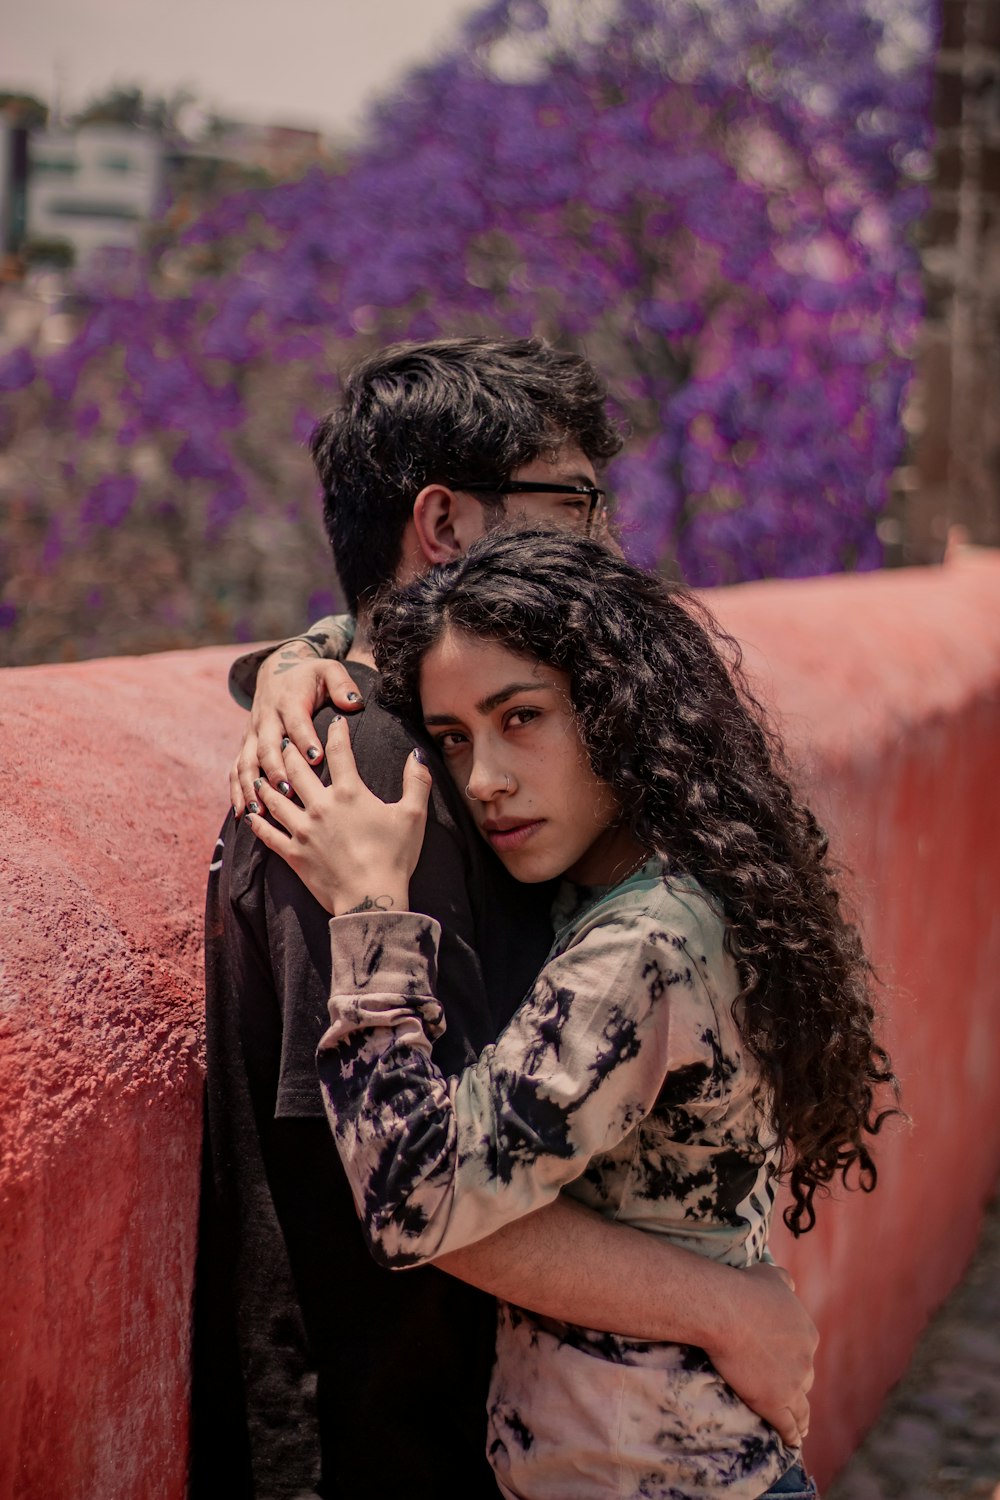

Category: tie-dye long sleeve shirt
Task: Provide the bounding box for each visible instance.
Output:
[316,860,796,1499]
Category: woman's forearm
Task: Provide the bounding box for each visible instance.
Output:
[319,905,683,1268]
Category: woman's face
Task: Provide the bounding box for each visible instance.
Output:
[419,628,639,885]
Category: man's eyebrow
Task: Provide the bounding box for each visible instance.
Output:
[551,472,596,488]
[423,680,556,726]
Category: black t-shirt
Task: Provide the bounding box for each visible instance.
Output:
[191,666,554,1499]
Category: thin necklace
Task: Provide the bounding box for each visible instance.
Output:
[552,849,658,937]
[611,849,654,887]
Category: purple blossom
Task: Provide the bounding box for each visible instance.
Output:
[172,432,234,481]
[292,408,317,445]
[206,479,249,533]
[81,476,139,530]
[74,403,102,438]
[42,516,65,571]
[0,347,36,392]
[307,588,338,619]
[0,0,933,611]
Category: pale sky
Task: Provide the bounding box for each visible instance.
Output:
[4,0,483,138]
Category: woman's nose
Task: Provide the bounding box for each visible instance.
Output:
[464,761,513,803]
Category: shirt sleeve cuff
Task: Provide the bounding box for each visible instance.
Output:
[228,644,278,708]
[227,614,357,708]
[324,910,446,1051]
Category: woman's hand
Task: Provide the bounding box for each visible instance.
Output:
[705,1263,816,1449]
[231,643,366,817]
[245,718,433,916]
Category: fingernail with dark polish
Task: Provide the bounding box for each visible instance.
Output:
[346,692,361,704]
[247,801,260,815]
[244,813,253,826]
[281,736,290,750]
[306,747,321,762]
[253,778,264,792]
[412,747,428,765]
[330,713,343,724]
[277,780,291,796]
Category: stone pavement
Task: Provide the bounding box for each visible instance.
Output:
[827,1189,1000,1500]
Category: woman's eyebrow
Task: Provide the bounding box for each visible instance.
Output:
[475,681,557,715]
[423,681,556,726]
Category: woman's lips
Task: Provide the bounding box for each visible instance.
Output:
[482,819,545,854]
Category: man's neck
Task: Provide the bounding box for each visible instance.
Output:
[345,614,376,669]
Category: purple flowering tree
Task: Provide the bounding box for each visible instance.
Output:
[0,0,935,663]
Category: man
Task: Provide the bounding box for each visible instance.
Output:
[194,339,814,1499]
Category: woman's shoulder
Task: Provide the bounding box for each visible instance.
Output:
[548,862,737,1018]
[557,860,728,959]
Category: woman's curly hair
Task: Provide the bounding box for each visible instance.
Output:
[370,525,901,1235]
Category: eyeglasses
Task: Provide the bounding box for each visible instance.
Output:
[459,480,611,535]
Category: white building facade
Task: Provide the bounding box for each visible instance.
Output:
[28,126,163,264]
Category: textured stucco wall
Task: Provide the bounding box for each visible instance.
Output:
[0,647,244,1500]
[1,552,998,1497]
[710,551,1000,1487]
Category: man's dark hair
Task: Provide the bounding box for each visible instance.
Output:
[309,337,623,613]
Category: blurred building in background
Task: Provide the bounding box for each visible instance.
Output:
[163,122,335,234]
[0,93,331,274]
[27,125,163,266]
[0,122,29,263]
[175,122,326,181]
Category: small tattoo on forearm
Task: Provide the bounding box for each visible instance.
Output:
[343,895,395,914]
[274,635,324,666]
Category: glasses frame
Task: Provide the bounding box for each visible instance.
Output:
[459,480,610,534]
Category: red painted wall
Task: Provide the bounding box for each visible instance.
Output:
[0,648,243,1500]
[712,551,1000,1487]
[1,552,998,1497]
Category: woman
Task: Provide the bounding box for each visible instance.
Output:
[246,527,897,1500]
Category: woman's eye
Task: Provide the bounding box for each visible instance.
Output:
[435,731,468,755]
[505,707,540,730]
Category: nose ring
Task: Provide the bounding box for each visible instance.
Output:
[466,774,511,800]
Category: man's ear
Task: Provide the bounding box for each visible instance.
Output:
[411,485,486,566]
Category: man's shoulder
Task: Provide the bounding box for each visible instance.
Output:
[340,669,416,764]
[314,672,472,842]
[207,802,265,913]
[316,692,422,804]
